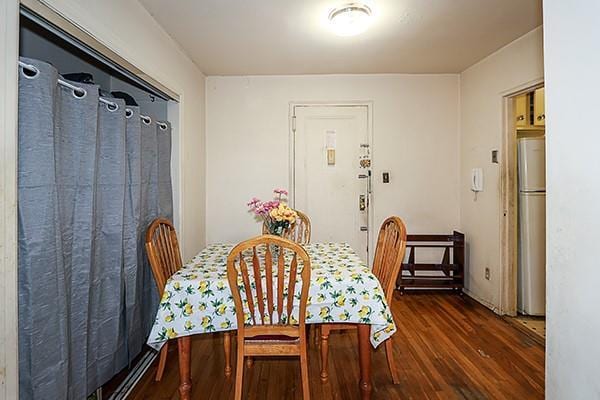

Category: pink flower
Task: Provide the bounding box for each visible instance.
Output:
[247,197,260,207]
[273,188,288,196]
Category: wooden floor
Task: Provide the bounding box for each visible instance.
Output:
[130,293,545,399]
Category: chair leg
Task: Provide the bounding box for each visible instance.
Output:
[155,342,169,381]
[224,332,232,377]
[320,326,330,382]
[234,344,245,400]
[300,348,311,400]
[385,338,400,384]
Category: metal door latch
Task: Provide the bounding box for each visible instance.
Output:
[359,194,366,211]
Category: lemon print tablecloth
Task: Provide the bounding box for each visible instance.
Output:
[147,242,396,350]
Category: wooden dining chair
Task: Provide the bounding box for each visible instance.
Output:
[262,209,311,245]
[319,216,407,385]
[145,218,234,381]
[145,218,183,381]
[227,235,312,400]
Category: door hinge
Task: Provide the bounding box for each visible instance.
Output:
[291,115,296,132]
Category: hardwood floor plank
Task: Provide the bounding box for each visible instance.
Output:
[129,293,544,399]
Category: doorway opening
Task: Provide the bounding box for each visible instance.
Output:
[289,103,373,263]
[501,83,546,341]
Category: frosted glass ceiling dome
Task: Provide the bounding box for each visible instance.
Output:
[328,3,373,37]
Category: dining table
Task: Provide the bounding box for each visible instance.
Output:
[147,242,397,400]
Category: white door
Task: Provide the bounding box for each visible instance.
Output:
[293,105,371,261]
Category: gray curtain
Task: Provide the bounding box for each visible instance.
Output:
[18,57,173,399]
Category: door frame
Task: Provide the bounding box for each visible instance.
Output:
[499,79,544,316]
[289,101,375,262]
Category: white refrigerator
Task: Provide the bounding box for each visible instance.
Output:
[517,137,546,316]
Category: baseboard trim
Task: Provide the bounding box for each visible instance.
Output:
[108,350,157,400]
[462,289,501,315]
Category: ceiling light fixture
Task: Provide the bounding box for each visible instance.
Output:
[328,3,373,37]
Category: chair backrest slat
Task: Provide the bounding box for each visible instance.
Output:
[265,245,274,321]
[252,248,265,324]
[276,248,285,320]
[145,218,183,295]
[239,256,256,325]
[227,235,311,335]
[372,217,407,304]
[287,254,298,319]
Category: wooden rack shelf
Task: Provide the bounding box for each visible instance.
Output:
[397,231,465,294]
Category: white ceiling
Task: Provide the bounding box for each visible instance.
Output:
[139,0,542,76]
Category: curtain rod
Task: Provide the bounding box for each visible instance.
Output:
[19,61,169,130]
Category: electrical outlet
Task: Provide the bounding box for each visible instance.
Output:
[485,267,490,280]
[491,150,499,164]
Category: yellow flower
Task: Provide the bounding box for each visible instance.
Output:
[335,295,346,307]
[198,302,207,311]
[319,307,330,318]
[339,312,348,321]
[201,316,212,328]
[220,321,231,329]
[362,293,370,300]
[184,303,193,316]
[164,313,174,322]
[166,328,177,339]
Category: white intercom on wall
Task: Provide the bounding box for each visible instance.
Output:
[471,168,484,192]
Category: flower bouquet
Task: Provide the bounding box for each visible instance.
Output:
[247,188,298,236]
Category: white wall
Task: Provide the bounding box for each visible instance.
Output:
[36,0,207,259]
[543,1,600,398]
[206,74,460,247]
[459,27,544,309]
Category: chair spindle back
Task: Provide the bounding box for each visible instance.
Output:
[145,218,183,293]
[227,235,311,335]
[263,210,311,245]
[372,216,407,304]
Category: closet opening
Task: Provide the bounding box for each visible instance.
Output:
[18,3,182,399]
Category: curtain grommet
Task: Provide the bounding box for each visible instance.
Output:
[141,116,152,125]
[73,88,87,99]
[125,109,133,119]
[20,63,40,80]
[106,102,119,112]
[158,122,168,130]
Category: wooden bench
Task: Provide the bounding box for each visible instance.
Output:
[396,231,464,294]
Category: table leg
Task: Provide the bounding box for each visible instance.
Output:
[357,324,372,400]
[224,332,232,377]
[178,336,192,400]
